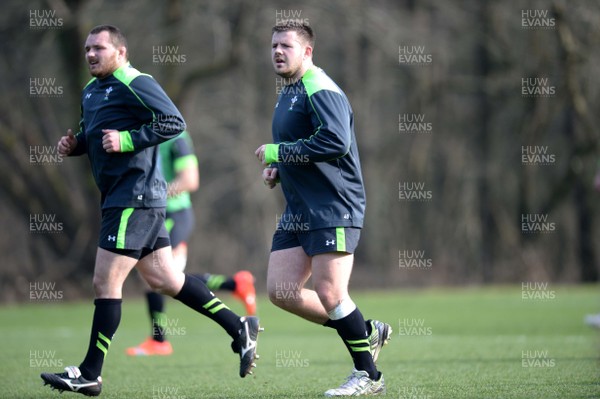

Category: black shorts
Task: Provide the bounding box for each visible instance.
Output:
[99,207,170,260]
[271,227,361,256]
[165,207,195,248]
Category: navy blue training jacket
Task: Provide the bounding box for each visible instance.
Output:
[70,63,186,208]
[265,66,366,231]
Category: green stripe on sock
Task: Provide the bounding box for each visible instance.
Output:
[202,298,220,310]
[336,227,346,252]
[208,303,229,314]
[346,338,369,346]
[202,297,230,314]
[346,337,370,352]
[116,208,134,249]
[96,332,111,357]
[206,275,226,291]
[96,341,108,356]
[153,311,168,328]
[98,331,111,346]
[350,346,371,352]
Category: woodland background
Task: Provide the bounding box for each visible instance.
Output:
[1,0,599,302]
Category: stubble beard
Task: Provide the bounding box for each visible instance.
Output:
[90,57,121,79]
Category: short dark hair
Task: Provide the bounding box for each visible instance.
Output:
[272,22,314,48]
[89,24,128,50]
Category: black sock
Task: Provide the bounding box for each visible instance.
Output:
[146,292,166,342]
[327,308,379,380]
[196,273,236,291]
[79,299,122,380]
[324,319,335,328]
[324,318,372,335]
[174,274,241,338]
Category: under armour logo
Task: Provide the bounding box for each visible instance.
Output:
[325,239,335,246]
[107,235,116,242]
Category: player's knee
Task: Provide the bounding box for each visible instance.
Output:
[267,285,282,306]
[314,282,342,311]
[92,275,108,296]
[150,280,173,295]
[267,283,296,310]
[144,272,183,297]
[143,274,168,293]
[144,275,162,291]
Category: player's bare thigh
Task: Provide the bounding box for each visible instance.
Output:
[267,246,311,298]
[267,247,355,323]
[311,252,354,312]
[268,246,333,323]
[93,247,138,298]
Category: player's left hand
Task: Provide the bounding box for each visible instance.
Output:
[102,129,121,153]
[262,167,278,189]
[255,144,267,164]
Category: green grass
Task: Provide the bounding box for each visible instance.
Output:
[2,285,599,398]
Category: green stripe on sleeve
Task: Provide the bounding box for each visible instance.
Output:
[173,154,198,173]
[264,143,280,164]
[119,130,134,152]
[336,227,346,252]
[116,208,134,249]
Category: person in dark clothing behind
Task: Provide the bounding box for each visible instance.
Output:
[127,131,257,357]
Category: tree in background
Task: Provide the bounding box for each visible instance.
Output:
[1,0,598,302]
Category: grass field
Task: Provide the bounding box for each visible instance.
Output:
[2,285,599,398]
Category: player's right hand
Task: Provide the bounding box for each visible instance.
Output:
[57,128,77,156]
